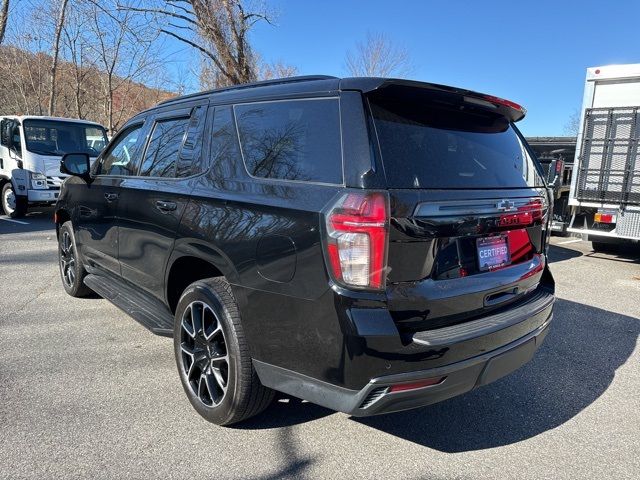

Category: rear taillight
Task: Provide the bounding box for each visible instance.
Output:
[595,212,616,224]
[499,198,545,227]
[324,191,389,290]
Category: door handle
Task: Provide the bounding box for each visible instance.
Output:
[155,200,177,212]
[104,192,118,202]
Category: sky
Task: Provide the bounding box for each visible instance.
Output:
[159,0,640,136]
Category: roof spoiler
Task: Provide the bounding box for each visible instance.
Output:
[340,77,526,122]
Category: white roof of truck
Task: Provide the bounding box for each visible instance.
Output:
[586,63,640,81]
[0,115,105,128]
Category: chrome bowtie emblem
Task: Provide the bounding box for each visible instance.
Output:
[496,199,516,211]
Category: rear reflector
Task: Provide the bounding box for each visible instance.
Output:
[388,377,445,393]
[594,212,616,224]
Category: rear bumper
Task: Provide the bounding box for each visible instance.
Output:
[349,317,550,416]
[254,288,554,416]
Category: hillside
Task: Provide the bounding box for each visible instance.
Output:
[0,45,176,133]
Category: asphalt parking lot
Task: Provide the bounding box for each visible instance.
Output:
[1,208,639,480]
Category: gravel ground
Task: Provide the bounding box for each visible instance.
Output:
[1,208,638,480]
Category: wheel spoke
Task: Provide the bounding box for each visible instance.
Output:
[204,374,222,404]
[181,303,197,338]
[211,361,228,392]
[197,373,215,405]
[192,302,204,336]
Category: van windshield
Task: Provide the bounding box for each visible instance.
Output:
[23,120,108,157]
[369,93,544,189]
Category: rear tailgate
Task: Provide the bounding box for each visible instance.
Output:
[386,188,550,332]
[366,83,552,332]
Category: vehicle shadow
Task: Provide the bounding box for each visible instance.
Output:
[352,298,639,452]
[547,244,583,263]
[234,395,334,430]
[585,246,640,264]
[0,207,56,235]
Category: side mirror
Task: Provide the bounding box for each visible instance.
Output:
[61,153,91,179]
[1,119,16,148]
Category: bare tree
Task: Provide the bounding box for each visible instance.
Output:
[0,0,9,45]
[256,58,298,81]
[85,0,165,133]
[0,7,52,115]
[125,0,273,88]
[48,0,70,115]
[564,109,581,136]
[345,31,414,77]
[0,0,171,126]
[61,3,90,118]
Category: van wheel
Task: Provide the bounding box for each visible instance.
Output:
[174,278,274,426]
[58,221,92,297]
[1,182,27,218]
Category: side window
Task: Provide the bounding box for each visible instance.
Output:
[176,106,207,177]
[12,124,22,153]
[234,98,343,184]
[99,124,144,176]
[210,106,241,181]
[139,117,190,178]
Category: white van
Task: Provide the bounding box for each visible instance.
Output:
[0,116,108,218]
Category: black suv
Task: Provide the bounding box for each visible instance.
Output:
[55,76,555,425]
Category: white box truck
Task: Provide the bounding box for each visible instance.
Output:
[0,116,108,218]
[568,64,640,251]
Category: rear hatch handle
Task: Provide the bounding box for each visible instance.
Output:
[484,287,520,307]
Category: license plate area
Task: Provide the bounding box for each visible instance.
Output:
[477,235,511,271]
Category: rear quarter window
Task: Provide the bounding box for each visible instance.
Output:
[234,98,343,184]
[370,97,543,189]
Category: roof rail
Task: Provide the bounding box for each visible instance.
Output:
[158,75,339,106]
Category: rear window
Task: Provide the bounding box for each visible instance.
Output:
[370,95,543,189]
[234,99,343,184]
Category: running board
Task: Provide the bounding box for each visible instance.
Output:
[84,274,174,337]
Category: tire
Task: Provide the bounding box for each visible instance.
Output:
[1,182,27,218]
[58,221,92,297]
[174,278,274,426]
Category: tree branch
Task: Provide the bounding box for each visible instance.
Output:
[159,28,230,80]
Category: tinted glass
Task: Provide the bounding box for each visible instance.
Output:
[23,120,108,156]
[370,97,544,189]
[210,106,242,181]
[235,99,342,184]
[139,117,189,178]
[177,106,207,177]
[99,125,143,176]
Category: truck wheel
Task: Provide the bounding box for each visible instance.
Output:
[174,278,275,426]
[1,182,27,218]
[58,221,92,297]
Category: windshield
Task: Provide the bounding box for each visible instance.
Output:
[23,120,108,157]
[369,94,544,189]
